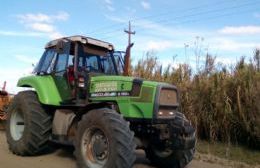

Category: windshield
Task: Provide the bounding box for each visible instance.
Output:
[76,43,125,75]
[78,51,125,75]
[78,54,115,74]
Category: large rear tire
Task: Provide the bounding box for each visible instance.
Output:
[74,108,136,168]
[6,91,52,156]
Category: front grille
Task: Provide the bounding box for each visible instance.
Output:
[159,88,177,105]
[155,85,179,119]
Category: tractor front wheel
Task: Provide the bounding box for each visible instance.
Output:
[74,108,136,168]
[6,91,52,156]
[145,146,195,168]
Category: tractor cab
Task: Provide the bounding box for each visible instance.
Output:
[33,36,125,104]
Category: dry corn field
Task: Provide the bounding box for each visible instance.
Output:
[132,49,260,149]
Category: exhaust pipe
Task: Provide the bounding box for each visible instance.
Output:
[123,43,134,76]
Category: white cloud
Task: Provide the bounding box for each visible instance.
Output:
[210,38,260,51]
[17,11,69,23]
[16,12,68,39]
[26,22,62,39]
[29,23,55,33]
[0,30,44,37]
[141,1,151,10]
[17,13,51,23]
[219,26,260,35]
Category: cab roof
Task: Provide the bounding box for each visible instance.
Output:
[45,35,114,50]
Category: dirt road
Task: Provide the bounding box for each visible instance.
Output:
[0,126,255,168]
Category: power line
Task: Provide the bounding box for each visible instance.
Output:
[133,0,260,31]
[147,8,258,32]
[84,0,246,36]
[130,0,242,22]
[100,2,259,40]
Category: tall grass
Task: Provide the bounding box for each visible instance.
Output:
[131,49,260,149]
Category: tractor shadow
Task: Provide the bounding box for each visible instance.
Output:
[51,145,155,168]
[54,145,75,158]
[134,150,155,168]
[0,122,155,168]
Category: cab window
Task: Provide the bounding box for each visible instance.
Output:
[86,55,99,71]
[101,56,116,74]
[55,53,68,73]
[34,49,56,74]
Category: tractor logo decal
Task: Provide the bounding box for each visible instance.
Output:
[91,91,130,97]
[94,82,117,92]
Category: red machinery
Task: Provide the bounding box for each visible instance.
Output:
[0,81,10,120]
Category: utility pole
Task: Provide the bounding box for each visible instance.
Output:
[124,21,135,47]
[123,21,135,76]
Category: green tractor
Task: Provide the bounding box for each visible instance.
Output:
[6,36,195,168]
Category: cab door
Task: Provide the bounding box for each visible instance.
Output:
[52,42,73,102]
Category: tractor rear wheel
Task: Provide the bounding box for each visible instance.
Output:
[6,91,52,156]
[74,108,136,168]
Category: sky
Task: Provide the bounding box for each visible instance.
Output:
[0,0,260,93]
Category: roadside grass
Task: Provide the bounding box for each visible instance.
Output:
[133,51,260,149]
[196,139,260,165]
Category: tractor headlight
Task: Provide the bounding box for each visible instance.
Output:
[158,110,176,117]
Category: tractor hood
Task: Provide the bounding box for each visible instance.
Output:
[89,75,179,119]
[89,75,161,97]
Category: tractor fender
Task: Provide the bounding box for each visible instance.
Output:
[17,75,62,105]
